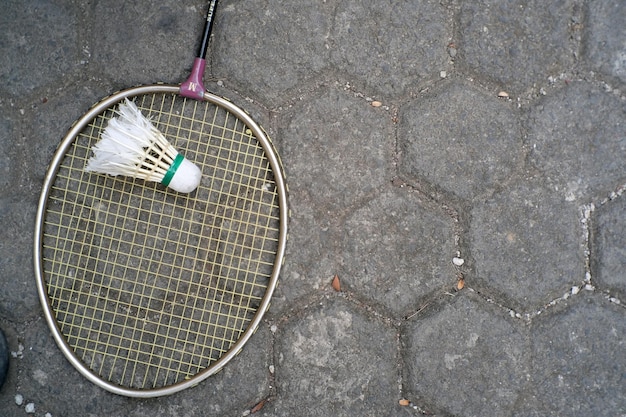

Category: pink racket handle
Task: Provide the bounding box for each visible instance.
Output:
[180,58,207,100]
[180,0,219,100]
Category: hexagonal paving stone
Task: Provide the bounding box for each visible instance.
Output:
[270,198,339,315]
[528,81,626,203]
[23,84,109,192]
[0,0,80,96]
[214,0,451,103]
[341,187,456,318]
[279,85,394,213]
[213,0,334,104]
[271,296,397,416]
[404,292,529,417]
[0,199,39,321]
[592,196,626,298]
[529,294,626,415]
[471,175,584,310]
[91,1,204,86]
[0,103,18,198]
[329,0,451,97]
[398,80,522,200]
[458,0,578,94]
[585,0,626,84]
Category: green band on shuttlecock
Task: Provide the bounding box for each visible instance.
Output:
[161,154,184,187]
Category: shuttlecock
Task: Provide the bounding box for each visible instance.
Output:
[84,98,202,193]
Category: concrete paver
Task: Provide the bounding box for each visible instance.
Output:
[329,0,451,97]
[270,296,398,416]
[0,200,38,321]
[0,0,80,96]
[528,82,626,203]
[1,0,624,416]
[458,0,581,96]
[342,188,456,318]
[90,1,204,87]
[398,80,523,201]
[279,86,393,213]
[585,0,626,85]
[529,294,626,416]
[471,176,584,310]
[214,0,334,105]
[404,292,529,417]
[593,196,626,299]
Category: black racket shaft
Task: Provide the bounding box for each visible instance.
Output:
[181,0,219,99]
[198,0,219,59]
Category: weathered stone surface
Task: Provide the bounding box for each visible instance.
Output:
[585,0,626,84]
[0,199,39,321]
[404,293,529,417]
[0,0,81,96]
[529,294,626,416]
[329,0,451,97]
[214,0,450,104]
[592,196,626,298]
[213,0,333,104]
[279,85,394,213]
[271,198,338,314]
[471,176,584,310]
[399,81,522,200]
[272,296,398,416]
[528,81,626,203]
[90,0,204,87]
[458,0,579,94]
[342,188,456,318]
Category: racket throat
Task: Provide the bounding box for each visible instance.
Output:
[180,58,206,100]
[180,0,218,100]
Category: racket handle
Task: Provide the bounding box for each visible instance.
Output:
[180,58,206,100]
[180,0,218,100]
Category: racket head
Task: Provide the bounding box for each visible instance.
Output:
[33,85,288,397]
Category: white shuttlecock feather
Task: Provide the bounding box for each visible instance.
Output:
[84,99,202,193]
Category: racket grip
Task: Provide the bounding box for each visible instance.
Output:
[180,58,206,100]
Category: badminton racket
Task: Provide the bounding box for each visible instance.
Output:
[34,0,288,398]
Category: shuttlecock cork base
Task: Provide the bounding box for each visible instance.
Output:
[84,99,202,193]
[161,153,203,193]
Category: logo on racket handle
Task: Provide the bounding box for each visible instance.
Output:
[180,58,207,100]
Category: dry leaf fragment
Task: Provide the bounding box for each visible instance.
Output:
[251,399,266,414]
[371,100,382,107]
[498,91,510,98]
[457,278,465,290]
[331,274,341,291]
[399,399,410,406]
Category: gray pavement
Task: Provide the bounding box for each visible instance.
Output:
[1,0,625,416]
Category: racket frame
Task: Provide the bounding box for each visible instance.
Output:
[33,85,288,397]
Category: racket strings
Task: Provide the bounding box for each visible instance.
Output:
[41,93,281,389]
